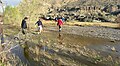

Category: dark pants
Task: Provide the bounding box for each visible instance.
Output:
[59,25,61,29]
[59,25,62,32]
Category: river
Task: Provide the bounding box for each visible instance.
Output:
[10,31,120,66]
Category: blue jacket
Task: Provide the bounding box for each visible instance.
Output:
[35,20,43,26]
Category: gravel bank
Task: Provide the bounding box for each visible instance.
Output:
[46,25,120,41]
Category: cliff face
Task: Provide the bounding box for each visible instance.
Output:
[47,0,120,22]
[19,0,120,22]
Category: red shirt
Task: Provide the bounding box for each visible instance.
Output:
[57,19,63,26]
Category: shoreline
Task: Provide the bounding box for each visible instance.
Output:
[45,25,120,41]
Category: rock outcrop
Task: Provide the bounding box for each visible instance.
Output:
[41,0,120,22]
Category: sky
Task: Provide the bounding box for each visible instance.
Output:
[0,0,21,12]
[1,0,21,6]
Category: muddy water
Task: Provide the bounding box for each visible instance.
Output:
[12,31,120,66]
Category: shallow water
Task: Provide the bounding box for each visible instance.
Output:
[11,31,120,66]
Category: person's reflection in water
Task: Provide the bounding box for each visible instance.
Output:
[57,33,63,44]
[23,41,30,60]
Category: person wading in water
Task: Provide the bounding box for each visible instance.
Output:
[35,17,43,34]
[57,18,63,32]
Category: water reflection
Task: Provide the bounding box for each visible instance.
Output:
[23,41,30,60]
[11,43,30,66]
[10,31,120,66]
[57,33,63,44]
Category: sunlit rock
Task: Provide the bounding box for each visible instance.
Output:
[111,47,116,51]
